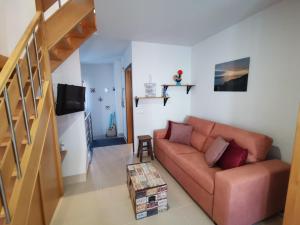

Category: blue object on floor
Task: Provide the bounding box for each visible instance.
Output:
[92,137,126,148]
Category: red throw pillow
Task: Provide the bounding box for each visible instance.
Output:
[217,140,248,169]
[165,121,180,139]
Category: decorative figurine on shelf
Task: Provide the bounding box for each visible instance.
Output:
[173,69,183,86]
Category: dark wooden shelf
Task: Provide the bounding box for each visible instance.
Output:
[135,96,170,107]
[161,84,195,94]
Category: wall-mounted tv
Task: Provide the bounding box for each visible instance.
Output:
[55,83,86,116]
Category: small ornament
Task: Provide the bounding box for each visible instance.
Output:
[173,69,183,86]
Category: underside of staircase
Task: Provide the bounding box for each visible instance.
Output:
[43,0,97,72]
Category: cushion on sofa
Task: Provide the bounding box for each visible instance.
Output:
[165,121,178,139]
[172,152,221,194]
[190,130,207,152]
[209,123,273,163]
[217,140,248,169]
[205,137,229,167]
[169,123,193,145]
[186,116,215,136]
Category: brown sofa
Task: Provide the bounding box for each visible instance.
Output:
[154,116,290,225]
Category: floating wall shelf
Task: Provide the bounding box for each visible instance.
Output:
[135,96,170,107]
[162,84,195,94]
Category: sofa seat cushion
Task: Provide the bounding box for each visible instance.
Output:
[173,152,221,194]
[156,139,197,158]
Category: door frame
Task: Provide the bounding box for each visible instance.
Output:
[124,64,134,152]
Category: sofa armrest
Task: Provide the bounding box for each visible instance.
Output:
[213,160,290,225]
[153,129,167,139]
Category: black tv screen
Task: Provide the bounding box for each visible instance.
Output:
[55,84,85,116]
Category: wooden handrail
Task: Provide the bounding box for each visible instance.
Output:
[0,11,42,94]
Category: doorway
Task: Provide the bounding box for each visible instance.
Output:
[125,64,134,148]
[82,63,127,148]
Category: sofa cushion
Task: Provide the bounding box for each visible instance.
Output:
[217,140,248,169]
[205,137,229,167]
[209,123,273,163]
[186,116,215,136]
[155,139,197,160]
[165,121,182,139]
[172,152,221,194]
[169,123,193,145]
[190,131,207,152]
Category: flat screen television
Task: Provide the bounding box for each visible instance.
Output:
[55,83,86,116]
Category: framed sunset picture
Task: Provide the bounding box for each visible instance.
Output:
[214,57,250,92]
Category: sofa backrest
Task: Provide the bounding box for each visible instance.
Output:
[185,116,215,152]
[185,116,273,163]
[207,122,273,163]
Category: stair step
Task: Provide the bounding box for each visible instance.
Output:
[0,137,10,148]
[55,38,73,50]
[68,24,86,38]
[50,47,73,61]
[45,0,95,48]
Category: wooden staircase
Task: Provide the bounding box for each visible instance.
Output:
[0,56,8,72]
[0,0,97,224]
[42,0,97,72]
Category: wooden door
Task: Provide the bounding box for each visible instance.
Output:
[283,109,300,225]
[125,64,134,145]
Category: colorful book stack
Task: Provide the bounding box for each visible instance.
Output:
[127,163,168,220]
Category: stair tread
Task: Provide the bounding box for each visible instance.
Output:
[46,0,94,48]
[0,137,10,148]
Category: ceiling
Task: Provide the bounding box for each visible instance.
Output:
[80,0,281,63]
[80,36,130,64]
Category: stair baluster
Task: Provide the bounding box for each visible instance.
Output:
[25,44,38,118]
[3,86,22,179]
[33,30,43,97]
[16,63,32,144]
[0,172,11,224]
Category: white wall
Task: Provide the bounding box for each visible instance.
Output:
[81,63,116,138]
[191,0,300,163]
[52,50,88,177]
[132,41,191,150]
[0,0,35,55]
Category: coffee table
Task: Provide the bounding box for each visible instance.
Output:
[127,162,168,220]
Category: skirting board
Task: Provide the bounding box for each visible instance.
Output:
[63,173,87,186]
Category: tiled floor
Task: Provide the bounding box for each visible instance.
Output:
[51,144,283,225]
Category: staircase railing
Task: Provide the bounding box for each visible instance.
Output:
[0,11,47,224]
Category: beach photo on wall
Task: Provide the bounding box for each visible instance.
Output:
[214,57,250,92]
